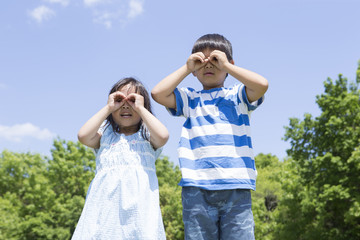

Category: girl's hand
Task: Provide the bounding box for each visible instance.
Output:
[107,91,126,112]
[186,52,209,72]
[208,50,230,70]
[126,93,144,112]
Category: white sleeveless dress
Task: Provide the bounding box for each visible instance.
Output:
[72,125,166,239]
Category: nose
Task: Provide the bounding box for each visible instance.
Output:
[122,102,130,109]
[205,61,213,68]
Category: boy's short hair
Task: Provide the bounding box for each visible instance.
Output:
[192,33,233,62]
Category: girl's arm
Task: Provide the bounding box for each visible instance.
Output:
[127,94,169,149]
[78,92,126,149]
[78,105,111,149]
[138,107,169,149]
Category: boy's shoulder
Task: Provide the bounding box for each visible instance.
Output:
[175,85,244,104]
[177,86,197,93]
[178,83,243,95]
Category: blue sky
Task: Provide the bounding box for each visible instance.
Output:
[1,0,359,164]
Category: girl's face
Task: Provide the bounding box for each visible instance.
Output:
[111,84,141,135]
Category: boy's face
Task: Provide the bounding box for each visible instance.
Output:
[193,48,228,90]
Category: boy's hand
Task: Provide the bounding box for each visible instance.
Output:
[208,50,230,70]
[107,91,126,112]
[187,52,209,72]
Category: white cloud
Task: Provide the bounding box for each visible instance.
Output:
[84,0,107,7]
[27,0,144,27]
[128,0,144,19]
[0,123,56,142]
[88,0,144,28]
[44,0,70,7]
[28,5,56,23]
[93,12,113,29]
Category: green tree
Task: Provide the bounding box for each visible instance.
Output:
[0,140,186,239]
[44,139,96,238]
[156,156,184,240]
[252,153,284,240]
[276,62,360,239]
[0,151,48,239]
[0,139,95,239]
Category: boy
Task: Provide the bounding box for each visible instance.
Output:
[151,33,268,240]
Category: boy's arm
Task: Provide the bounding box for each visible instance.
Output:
[225,64,268,102]
[151,65,191,109]
[209,50,268,103]
[152,52,209,108]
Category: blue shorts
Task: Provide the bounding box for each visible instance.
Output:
[182,187,255,240]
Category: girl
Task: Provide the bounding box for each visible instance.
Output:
[72,77,169,239]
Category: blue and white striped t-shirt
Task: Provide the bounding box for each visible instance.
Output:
[168,84,264,191]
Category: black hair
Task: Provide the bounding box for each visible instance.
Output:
[105,77,151,141]
[192,33,233,62]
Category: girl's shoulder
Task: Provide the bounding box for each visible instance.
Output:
[99,122,111,135]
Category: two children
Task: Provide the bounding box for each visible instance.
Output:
[152,33,268,239]
[74,33,268,240]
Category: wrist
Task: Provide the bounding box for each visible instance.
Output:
[183,64,194,75]
[134,105,146,115]
[223,61,234,71]
[104,104,114,114]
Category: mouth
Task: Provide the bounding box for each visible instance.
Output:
[120,112,132,118]
[204,72,214,76]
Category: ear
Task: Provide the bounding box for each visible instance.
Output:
[230,60,235,65]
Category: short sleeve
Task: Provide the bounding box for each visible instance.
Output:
[94,121,110,153]
[140,127,163,160]
[238,84,264,112]
[166,87,189,117]
[154,147,163,160]
[98,121,108,135]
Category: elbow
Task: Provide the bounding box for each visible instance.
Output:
[77,132,86,145]
[160,130,170,146]
[260,77,269,95]
[77,130,90,145]
[163,131,170,145]
[151,89,161,103]
[157,130,170,148]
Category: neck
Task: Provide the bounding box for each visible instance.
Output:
[119,125,139,135]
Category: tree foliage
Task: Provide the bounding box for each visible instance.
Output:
[156,156,184,240]
[2,63,360,239]
[278,63,360,239]
[252,153,283,240]
[0,140,184,240]
[0,140,95,239]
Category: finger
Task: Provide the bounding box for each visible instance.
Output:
[196,51,206,60]
[209,55,218,63]
[191,55,205,63]
[209,51,219,61]
[209,55,222,68]
[126,93,137,103]
[211,50,227,63]
[113,91,126,102]
[192,52,207,62]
